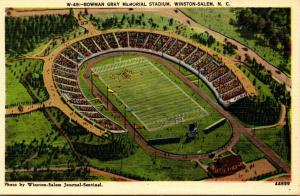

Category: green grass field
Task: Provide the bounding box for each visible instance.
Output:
[92,56,208,132]
[6,111,67,147]
[255,126,290,163]
[6,59,49,106]
[233,133,265,163]
[6,60,36,106]
[87,148,208,180]
[5,110,79,169]
[6,69,32,106]
[180,8,290,74]
[83,54,232,155]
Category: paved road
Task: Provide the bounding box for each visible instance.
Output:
[5,100,52,115]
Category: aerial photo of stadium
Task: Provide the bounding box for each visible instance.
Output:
[5,8,291,181]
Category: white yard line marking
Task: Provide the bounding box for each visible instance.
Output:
[94,57,208,131]
[143,57,209,116]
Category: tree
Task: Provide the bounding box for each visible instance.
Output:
[18,104,23,112]
[253,78,256,86]
[234,8,290,69]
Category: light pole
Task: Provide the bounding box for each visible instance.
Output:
[124,106,133,128]
[91,71,98,95]
[198,69,200,87]
[106,85,108,109]
[106,86,114,109]
[124,106,127,128]
[91,70,93,95]
[133,122,136,140]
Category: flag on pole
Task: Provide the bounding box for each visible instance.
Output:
[108,88,114,93]
[92,72,98,77]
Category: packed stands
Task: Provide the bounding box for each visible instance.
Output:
[102,33,119,49]
[93,35,109,50]
[81,38,100,54]
[115,32,128,48]
[71,42,91,57]
[53,30,247,130]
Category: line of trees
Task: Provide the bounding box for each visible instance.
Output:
[5,10,78,56]
[245,57,291,106]
[229,56,290,126]
[89,13,174,30]
[228,96,280,126]
[191,31,216,48]
[73,134,137,161]
[6,167,94,181]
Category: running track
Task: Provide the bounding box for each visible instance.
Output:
[83,51,290,174]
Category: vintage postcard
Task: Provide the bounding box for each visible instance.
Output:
[0,0,299,194]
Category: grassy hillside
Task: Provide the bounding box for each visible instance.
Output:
[180,8,290,74]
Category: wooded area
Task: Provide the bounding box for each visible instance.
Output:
[5,11,78,56]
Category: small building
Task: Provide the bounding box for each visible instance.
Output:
[208,155,245,176]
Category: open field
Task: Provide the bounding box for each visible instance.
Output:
[238,64,275,101]
[169,61,217,103]
[5,110,79,169]
[233,133,265,163]
[255,126,290,163]
[87,148,208,181]
[79,61,124,127]
[6,60,37,106]
[6,68,32,106]
[6,59,49,106]
[6,111,67,147]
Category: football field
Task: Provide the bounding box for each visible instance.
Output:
[92,56,209,132]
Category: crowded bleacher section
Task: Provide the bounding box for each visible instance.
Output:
[53,30,247,132]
